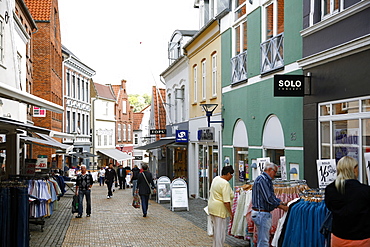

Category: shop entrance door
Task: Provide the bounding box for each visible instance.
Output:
[198,145,218,199]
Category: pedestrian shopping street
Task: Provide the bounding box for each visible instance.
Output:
[29,184,249,247]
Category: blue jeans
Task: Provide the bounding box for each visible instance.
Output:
[132,180,138,196]
[99,177,104,186]
[140,195,150,215]
[251,210,272,247]
[78,190,91,216]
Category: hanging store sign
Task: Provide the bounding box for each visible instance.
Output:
[150,129,166,135]
[198,127,215,142]
[176,130,188,143]
[36,155,48,169]
[274,74,305,97]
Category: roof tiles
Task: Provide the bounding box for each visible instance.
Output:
[24,0,52,21]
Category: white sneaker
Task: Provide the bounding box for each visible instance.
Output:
[107,196,110,199]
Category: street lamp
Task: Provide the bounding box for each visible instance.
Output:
[200,103,224,127]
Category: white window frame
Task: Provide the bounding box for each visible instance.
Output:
[118,124,121,141]
[128,124,131,141]
[321,0,343,19]
[318,95,370,184]
[193,66,198,103]
[97,134,102,146]
[104,135,107,146]
[262,0,284,41]
[122,100,127,114]
[202,60,206,100]
[233,0,247,22]
[123,124,127,141]
[212,53,217,97]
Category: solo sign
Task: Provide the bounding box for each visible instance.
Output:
[274,74,305,97]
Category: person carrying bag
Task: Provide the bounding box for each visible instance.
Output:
[136,164,156,217]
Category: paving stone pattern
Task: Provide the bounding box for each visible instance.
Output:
[29,184,249,247]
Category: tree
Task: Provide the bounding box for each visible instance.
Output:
[128,94,151,112]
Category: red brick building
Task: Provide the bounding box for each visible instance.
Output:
[24,0,64,167]
[112,80,134,166]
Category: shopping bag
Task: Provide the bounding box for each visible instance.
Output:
[204,206,213,236]
[132,194,140,208]
[72,195,79,213]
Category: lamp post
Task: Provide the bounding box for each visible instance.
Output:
[200,103,224,127]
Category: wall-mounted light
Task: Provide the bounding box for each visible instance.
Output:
[289,167,298,174]
[251,163,257,169]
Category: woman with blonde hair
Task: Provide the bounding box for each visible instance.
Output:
[325,156,370,246]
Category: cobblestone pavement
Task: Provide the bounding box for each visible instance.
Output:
[29,184,250,247]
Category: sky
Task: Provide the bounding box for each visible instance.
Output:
[59,0,199,95]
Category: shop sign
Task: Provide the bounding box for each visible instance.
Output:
[36,155,48,169]
[316,159,337,188]
[274,74,305,97]
[134,156,143,160]
[150,129,166,135]
[170,178,189,211]
[157,176,171,202]
[198,127,215,142]
[176,130,188,143]
[24,159,37,175]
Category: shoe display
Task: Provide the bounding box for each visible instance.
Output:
[75,215,82,218]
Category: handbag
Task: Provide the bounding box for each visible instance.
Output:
[132,192,140,208]
[72,195,79,214]
[142,172,155,195]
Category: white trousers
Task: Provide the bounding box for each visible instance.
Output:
[211,215,227,247]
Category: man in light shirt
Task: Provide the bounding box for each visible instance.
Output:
[208,166,234,247]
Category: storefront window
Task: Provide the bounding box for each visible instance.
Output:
[333,120,359,162]
[320,121,330,159]
[234,147,248,187]
[320,104,330,116]
[319,96,370,183]
[266,149,284,178]
[362,99,370,112]
[333,100,359,115]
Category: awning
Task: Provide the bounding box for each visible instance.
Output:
[0,116,51,135]
[0,81,63,113]
[20,135,72,152]
[135,138,175,150]
[97,149,134,161]
[69,152,86,159]
[82,151,98,157]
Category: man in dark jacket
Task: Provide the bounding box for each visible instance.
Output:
[104,163,117,199]
[117,164,126,189]
[75,165,93,218]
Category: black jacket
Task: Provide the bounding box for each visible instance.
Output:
[325,179,370,240]
[117,167,126,178]
[131,167,140,181]
[137,171,155,196]
[104,168,117,182]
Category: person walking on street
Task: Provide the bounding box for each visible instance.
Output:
[251,163,288,247]
[105,163,117,199]
[208,166,234,247]
[75,165,93,218]
[131,165,140,196]
[98,166,105,186]
[137,164,156,217]
[117,164,126,189]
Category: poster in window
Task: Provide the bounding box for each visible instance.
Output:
[239,160,245,182]
[280,156,287,180]
[256,157,270,176]
[334,128,359,161]
[316,159,337,188]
